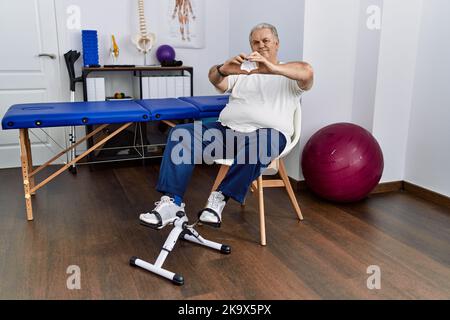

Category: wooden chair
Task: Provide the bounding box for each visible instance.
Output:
[211,103,304,246]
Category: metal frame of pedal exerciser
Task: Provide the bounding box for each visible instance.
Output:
[130,211,231,285]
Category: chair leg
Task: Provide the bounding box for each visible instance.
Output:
[278,160,304,221]
[257,176,266,246]
[250,181,258,194]
[211,165,229,193]
[241,197,246,209]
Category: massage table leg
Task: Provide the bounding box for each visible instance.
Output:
[17,123,133,221]
[69,126,77,174]
[23,129,36,196]
[19,129,34,221]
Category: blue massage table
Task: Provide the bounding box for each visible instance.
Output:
[2,95,229,221]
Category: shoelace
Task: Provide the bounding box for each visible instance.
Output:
[209,193,224,210]
[154,198,175,212]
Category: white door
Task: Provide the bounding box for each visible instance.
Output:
[0,0,64,169]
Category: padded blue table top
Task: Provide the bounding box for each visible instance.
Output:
[2,100,150,129]
[136,98,200,121]
[1,96,230,130]
[178,95,229,113]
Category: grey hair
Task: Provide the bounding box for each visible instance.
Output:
[249,23,279,43]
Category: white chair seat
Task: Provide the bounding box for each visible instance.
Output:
[213,158,279,175]
[214,159,233,166]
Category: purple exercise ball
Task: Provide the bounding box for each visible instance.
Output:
[156,45,176,63]
[301,123,384,203]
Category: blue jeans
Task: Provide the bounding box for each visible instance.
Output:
[156,122,287,204]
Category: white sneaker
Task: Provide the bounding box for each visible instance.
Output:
[198,191,227,228]
[140,196,185,230]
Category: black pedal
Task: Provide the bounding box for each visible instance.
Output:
[140,221,162,230]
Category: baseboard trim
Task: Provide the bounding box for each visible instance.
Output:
[294,179,308,192]
[371,181,404,194]
[294,180,403,194]
[292,179,450,208]
[403,181,450,209]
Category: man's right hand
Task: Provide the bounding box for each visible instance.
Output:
[209,54,249,92]
[220,53,249,76]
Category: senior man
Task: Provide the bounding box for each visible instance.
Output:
[140,23,313,229]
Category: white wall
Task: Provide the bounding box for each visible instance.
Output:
[300,0,360,180]
[351,0,383,132]
[228,0,304,62]
[405,0,450,197]
[5,0,448,196]
[53,0,230,151]
[300,0,449,198]
[228,0,305,179]
[55,0,230,101]
[53,0,450,196]
[372,0,423,183]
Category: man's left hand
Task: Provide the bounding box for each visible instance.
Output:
[246,51,280,75]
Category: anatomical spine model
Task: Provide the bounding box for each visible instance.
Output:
[132,0,156,62]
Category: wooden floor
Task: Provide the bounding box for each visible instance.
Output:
[0,163,449,300]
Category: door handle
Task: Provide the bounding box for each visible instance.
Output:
[38,53,57,59]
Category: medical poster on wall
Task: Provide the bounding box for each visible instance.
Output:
[158,0,205,49]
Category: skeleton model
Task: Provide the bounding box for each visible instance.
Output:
[132,0,156,64]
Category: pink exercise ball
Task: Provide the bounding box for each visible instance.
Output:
[301,123,384,202]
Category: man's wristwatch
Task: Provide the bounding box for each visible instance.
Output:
[216,64,227,77]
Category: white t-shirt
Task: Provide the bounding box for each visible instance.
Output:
[218,73,303,141]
